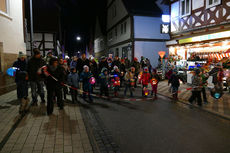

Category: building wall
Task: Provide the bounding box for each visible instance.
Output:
[108,42,132,60]
[94,17,107,54]
[134,41,168,68]
[107,0,128,30]
[134,16,170,40]
[170,0,230,33]
[107,17,131,47]
[0,0,26,73]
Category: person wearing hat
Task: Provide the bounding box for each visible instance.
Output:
[189,69,203,106]
[27,48,46,105]
[99,67,109,97]
[99,56,108,73]
[168,69,184,100]
[13,51,29,114]
[131,57,140,74]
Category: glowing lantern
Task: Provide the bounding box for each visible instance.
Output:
[151,78,158,85]
[143,87,149,96]
[158,51,166,59]
[89,77,96,85]
[6,67,18,77]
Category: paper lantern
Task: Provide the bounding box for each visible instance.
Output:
[6,67,18,77]
[151,78,158,85]
[158,51,166,59]
[89,77,96,85]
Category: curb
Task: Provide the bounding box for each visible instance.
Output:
[158,93,230,121]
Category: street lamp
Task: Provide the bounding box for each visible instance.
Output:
[76,36,81,41]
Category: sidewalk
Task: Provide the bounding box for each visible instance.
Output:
[158,80,230,119]
[0,74,16,96]
[0,91,93,153]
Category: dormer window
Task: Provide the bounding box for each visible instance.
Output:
[206,0,221,9]
[0,0,10,16]
[180,0,191,17]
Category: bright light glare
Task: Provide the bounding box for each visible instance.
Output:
[162,15,170,23]
[77,36,81,41]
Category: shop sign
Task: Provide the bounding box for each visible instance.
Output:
[161,24,170,34]
[179,30,230,44]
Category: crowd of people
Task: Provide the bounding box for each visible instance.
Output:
[12,49,160,115]
[12,49,228,115]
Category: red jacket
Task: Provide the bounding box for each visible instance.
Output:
[140,72,151,85]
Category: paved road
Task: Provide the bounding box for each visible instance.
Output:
[87,95,230,153]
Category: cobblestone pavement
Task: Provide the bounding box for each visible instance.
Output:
[0,90,94,153]
[158,81,230,119]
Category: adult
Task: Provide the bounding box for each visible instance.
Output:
[44,51,53,65]
[13,52,29,114]
[112,56,121,69]
[44,58,65,115]
[77,53,90,74]
[70,56,78,69]
[99,56,108,73]
[27,49,46,105]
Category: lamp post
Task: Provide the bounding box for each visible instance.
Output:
[30,0,34,55]
[158,51,166,80]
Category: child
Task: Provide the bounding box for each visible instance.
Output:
[139,67,151,97]
[111,66,121,96]
[99,67,109,97]
[124,69,134,97]
[151,69,160,98]
[80,65,93,102]
[168,69,184,100]
[67,67,79,103]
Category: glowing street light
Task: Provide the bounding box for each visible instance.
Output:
[76,36,81,41]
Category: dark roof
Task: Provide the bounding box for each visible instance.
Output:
[122,0,162,17]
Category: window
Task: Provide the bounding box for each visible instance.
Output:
[206,0,221,9]
[124,22,127,33]
[121,24,123,34]
[180,0,191,17]
[0,0,9,14]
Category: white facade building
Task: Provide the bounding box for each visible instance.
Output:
[0,0,26,73]
[95,0,170,68]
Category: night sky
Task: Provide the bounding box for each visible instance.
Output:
[25,0,107,56]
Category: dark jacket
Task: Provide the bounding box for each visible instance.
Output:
[77,58,90,74]
[168,74,181,87]
[80,71,93,91]
[46,65,65,88]
[131,61,140,73]
[13,58,27,83]
[99,72,109,87]
[99,60,109,73]
[112,60,121,69]
[27,57,46,81]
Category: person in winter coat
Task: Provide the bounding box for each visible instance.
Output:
[77,53,90,74]
[139,67,151,97]
[59,58,69,100]
[189,69,203,106]
[99,67,109,97]
[120,59,126,87]
[43,58,65,115]
[131,57,140,74]
[151,69,160,98]
[67,67,79,103]
[124,69,134,97]
[99,56,108,73]
[44,51,53,65]
[112,56,121,70]
[27,49,46,105]
[70,56,78,69]
[110,66,121,96]
[168,69,184,100]
[80,65,93,102]
[13,52,29,114]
